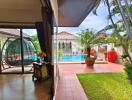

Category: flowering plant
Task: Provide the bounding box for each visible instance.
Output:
[37,51,46,63]
[37,51,46,58]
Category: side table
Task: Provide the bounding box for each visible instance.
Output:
[32,62,48,81]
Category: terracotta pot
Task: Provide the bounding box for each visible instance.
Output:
[85,57,95,67]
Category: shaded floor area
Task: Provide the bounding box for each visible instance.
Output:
[1,64,33,73]
[55,62,124,100]
[0,74,51,100]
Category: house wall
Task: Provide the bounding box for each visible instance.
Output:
[93,43,116,60]
[71,39,82,54]
[56,39,82,54]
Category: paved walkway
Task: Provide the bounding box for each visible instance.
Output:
[55,62,124,100]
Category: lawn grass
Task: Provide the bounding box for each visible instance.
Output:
[77,73,132,100]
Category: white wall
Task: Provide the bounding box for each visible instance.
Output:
[56,39,82,54]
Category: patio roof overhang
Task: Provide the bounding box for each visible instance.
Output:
[0,0,100,28]
[57,0,101,27]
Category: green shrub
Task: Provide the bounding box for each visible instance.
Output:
[124,61,132,84]
[57,50,63,60]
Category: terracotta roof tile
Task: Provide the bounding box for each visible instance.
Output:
[56,32,78,40]
[0,28,31,38]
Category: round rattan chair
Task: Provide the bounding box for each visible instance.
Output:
[2,38,36,66]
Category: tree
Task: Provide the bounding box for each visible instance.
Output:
[79,29,107,58]
[31,35,41,52]
[98,0,132,63]
[95,0,132,83]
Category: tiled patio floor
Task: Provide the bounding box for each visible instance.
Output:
[55,62,124,100]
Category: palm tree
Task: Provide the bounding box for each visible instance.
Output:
[94,0,132,37]
[115,0,132,38]
[98,0,132,63]
[79,29,107,58]
[94,0,132,83]
[99,19,132,82]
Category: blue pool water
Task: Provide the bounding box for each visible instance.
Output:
[27,55,86,62]
[59,55,85,61]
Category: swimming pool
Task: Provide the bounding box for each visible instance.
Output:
[59,55,85,61]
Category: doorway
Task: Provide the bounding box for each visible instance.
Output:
[0,28,38,74]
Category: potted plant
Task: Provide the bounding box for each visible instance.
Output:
[79,29,106,67]
[84,47,97,67]
[37,51,47,63]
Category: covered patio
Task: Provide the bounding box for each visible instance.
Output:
[0,0,123,100]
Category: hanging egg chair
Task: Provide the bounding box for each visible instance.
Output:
[3,38,36,66]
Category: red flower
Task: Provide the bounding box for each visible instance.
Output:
[107,51,117,63]
[37,52,46,58]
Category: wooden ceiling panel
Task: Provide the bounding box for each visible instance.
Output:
[0,0,42,10]
[0,0,43,27]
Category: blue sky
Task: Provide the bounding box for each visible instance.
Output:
[23,2,120,36]
[58,3,109,34]
[23,29,37,36]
